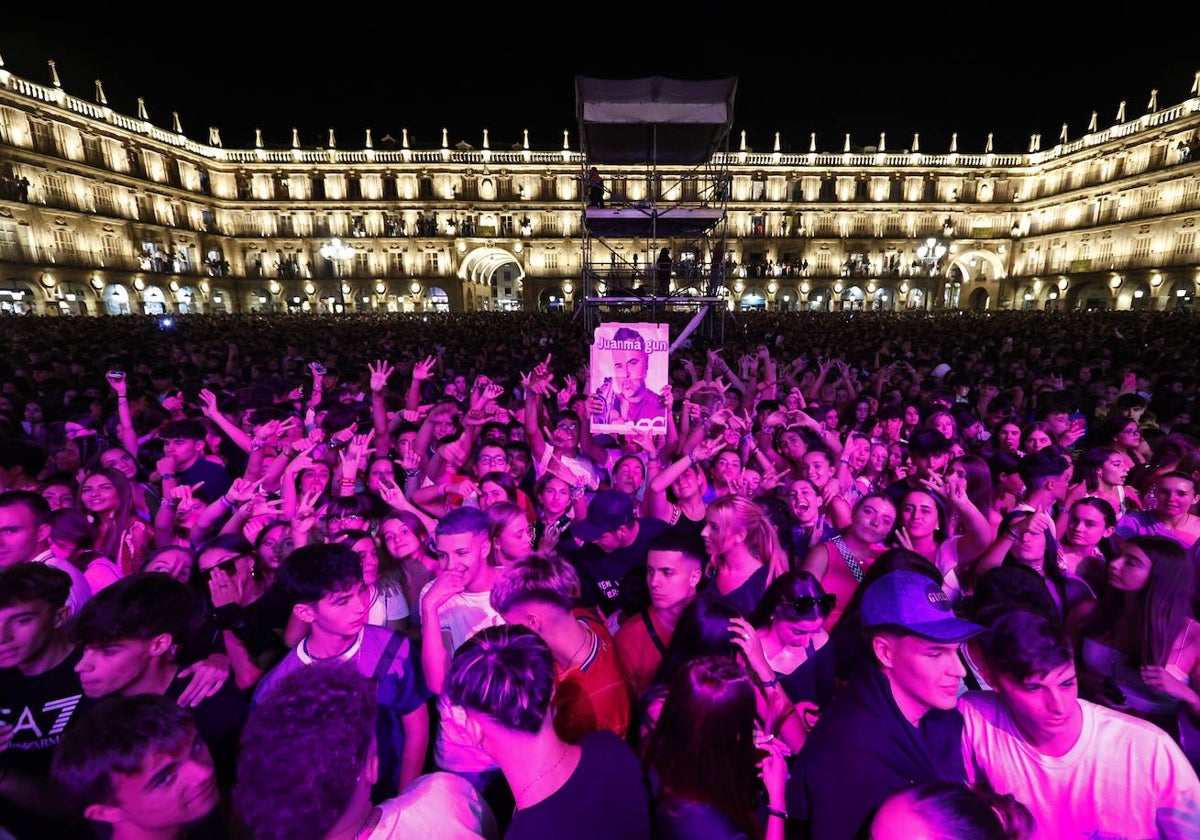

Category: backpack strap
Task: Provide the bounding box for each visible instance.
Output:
[372,631,404,681]
[640,610,668,657]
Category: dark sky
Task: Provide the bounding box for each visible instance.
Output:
[5,8,1200,156]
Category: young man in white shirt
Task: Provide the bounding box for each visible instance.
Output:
[960,608,1200,840]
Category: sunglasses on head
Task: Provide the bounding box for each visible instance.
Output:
[200,555,245,581]
[778,593,836,618]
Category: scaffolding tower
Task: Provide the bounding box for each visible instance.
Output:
[574,75,737,348]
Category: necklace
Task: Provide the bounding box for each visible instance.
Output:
[514,746,570,806]
[566,625,593,670]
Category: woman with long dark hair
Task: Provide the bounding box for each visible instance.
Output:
[1061,445,1141,526]
[77,465,153,578]
[378,509,439,628]
[971,507,1095,618]
[644,654,789,840]
[1058,497,1118,595]
[747,571,838,714]
[1068,534,1200,748]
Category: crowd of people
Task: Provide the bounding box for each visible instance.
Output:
[4,307,1200,839]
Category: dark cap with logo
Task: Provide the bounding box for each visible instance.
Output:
[571,490,635,542]
[860,570,984,643]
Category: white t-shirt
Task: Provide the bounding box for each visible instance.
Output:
[368,578,409,627]
[367,772,498,840]
[418,582,504,773]
[31,548,92,616]
[960,690,1200,840]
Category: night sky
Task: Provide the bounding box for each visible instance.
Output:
[5,7,1200,155]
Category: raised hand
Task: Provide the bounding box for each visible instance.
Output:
[197,388,221,418]
[106,369,128,397]
[161,390,186,414]
[225,477,258,505]
[758,464,790,493]
[411,355,437,382]
[368,359,395,392]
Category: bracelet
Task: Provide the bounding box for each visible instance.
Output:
[220,495,236,509]
[760,676,778,689]
[766,807,788,821]
[160,473,176,480]
[686,451,698,465]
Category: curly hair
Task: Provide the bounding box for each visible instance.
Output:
[234,661,375,840]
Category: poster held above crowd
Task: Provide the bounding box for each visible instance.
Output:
[587,322,670,437]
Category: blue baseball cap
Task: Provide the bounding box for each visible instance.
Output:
[860,571,984,643]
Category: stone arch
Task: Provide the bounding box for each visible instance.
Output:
[842,284,865,311]
[103,283,135,315]
[947,247,1006,283]
[0,278,37,314]
[1062,279,1112,311]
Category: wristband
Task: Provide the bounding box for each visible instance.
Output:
[760,676,778,689]
[209,604,246,632]
[220,495,236,509]
[766,807,788,821]
[160,473,176,480]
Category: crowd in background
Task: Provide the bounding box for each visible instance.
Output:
[3,307,1200,840]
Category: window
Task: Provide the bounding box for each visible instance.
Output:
[1174,230,1196,258]
[0,221,17,253]
[41,174,68,205]
[83,135,106,167]
[355,251,370,274]
[52,227,78,253]
[29,120,55,154]
[544,251,560,270]
[424,252,440,274]
[93,184,116,215]
[389,252,405,274]
[499,215,514,237]
[100,236,122,262]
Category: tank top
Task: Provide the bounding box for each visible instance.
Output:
[1080,621,1193,718]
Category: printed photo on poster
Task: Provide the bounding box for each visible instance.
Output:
[588,322,670,435]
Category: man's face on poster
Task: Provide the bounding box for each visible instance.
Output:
[613,346,650,400]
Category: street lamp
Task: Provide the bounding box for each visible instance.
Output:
[320,238,355,277]
[915,237,948,277]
